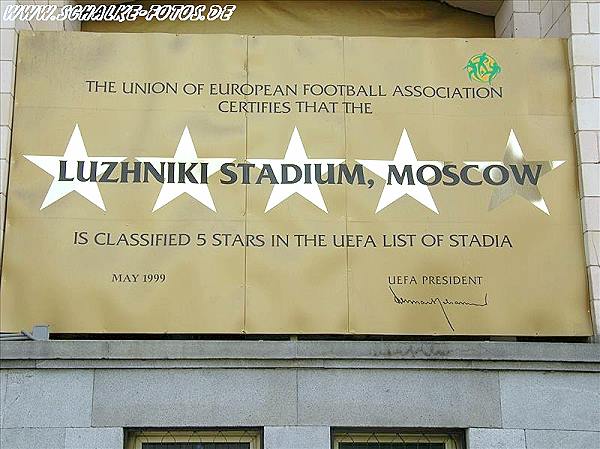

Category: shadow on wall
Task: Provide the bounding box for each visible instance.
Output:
[81,0,495,37]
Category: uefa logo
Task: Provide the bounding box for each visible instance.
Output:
[464,52,502,85]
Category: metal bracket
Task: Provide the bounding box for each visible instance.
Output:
[0,324,49,341]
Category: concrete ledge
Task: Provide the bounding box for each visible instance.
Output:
[1,340,599,360]
[1,341,599,371]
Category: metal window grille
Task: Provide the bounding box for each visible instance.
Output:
[126,430,261,449]
[333,430,464,449]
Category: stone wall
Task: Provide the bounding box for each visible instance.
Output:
[495,0,572,38]
[1,341,599,449]
[494,0,600,337]
[1,3,599,449]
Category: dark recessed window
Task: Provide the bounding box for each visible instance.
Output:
[339,444,445,449]
[142,444,250,449]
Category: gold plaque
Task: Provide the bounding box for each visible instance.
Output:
[0,32,592,335]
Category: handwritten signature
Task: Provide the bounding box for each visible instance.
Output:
[388,286,488,332]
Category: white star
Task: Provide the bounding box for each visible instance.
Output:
[137,126,234,212]
[24,124,126,211]
[248,127,344,213]
[357,129,443,214]
[466,129,565,215]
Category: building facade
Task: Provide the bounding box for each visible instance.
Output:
[0,1,599,449]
